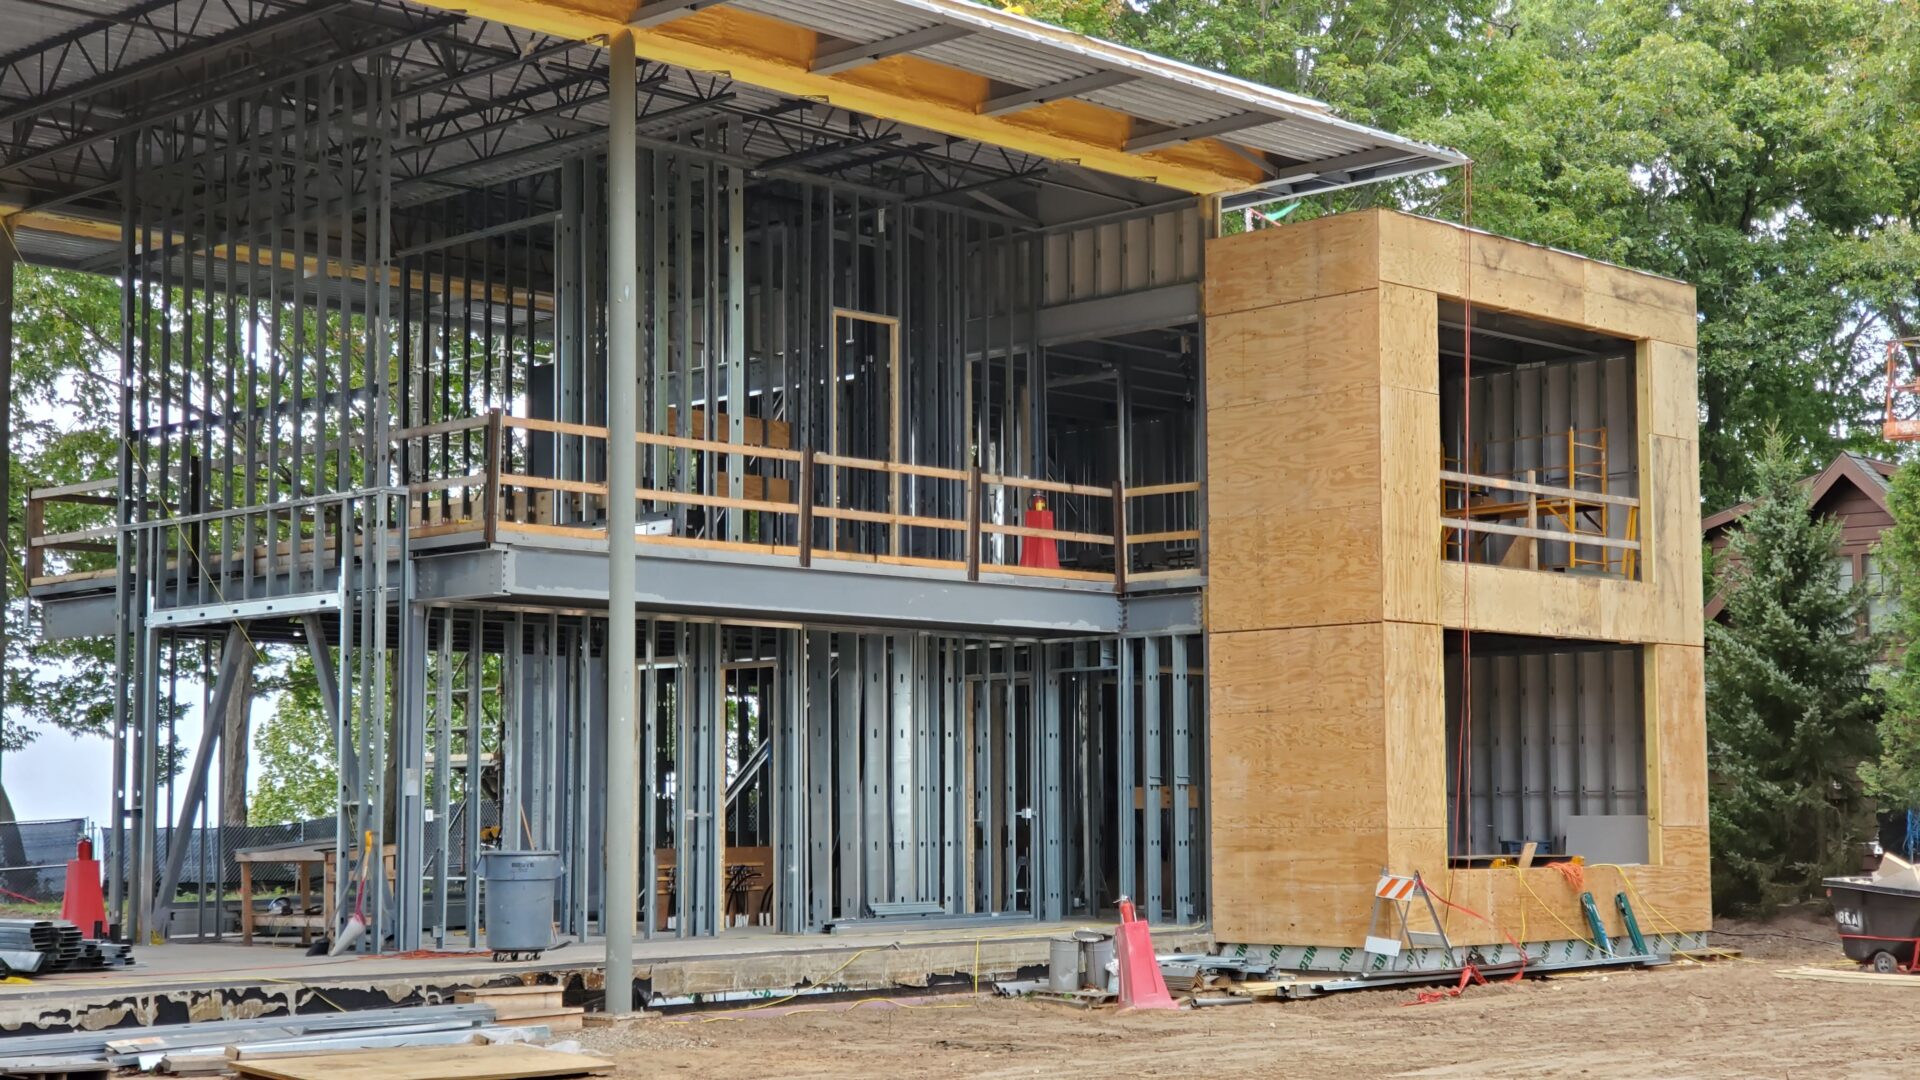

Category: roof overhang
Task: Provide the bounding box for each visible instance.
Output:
[408,0,1466,201]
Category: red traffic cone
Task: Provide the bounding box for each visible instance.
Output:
[1114,897,1178,1010]
[1018,493,1060,569]
[61,838,107,940]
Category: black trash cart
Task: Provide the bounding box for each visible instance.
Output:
[1824,875,1920,973]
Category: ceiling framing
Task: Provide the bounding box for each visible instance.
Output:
[0,0,1466,269]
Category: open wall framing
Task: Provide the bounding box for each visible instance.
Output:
[1203,209,1707,951]
[18,26,1216,947]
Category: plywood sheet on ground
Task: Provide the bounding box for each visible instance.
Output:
[231,1044,612,1080]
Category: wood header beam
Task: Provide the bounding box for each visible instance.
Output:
[392,1,1271,192]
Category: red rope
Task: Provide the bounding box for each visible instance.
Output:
[0,885,44,906]
[1452,164,1477,860]
[1415,872,1528,1002]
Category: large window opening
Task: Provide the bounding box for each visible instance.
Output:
[1440,304,1642,579]
[1444,632,1648,865]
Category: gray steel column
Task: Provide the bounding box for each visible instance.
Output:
[0,234,10,801]
[396,601,427,950]
[603,28,640,1016]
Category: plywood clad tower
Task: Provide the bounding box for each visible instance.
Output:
[1203,209,1707,949]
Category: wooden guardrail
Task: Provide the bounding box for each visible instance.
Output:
[28,418,1205,593]
[387,411,1202,591]
[1439,468,1640,577]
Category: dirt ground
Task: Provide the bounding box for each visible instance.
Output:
[575,911,1908,1079]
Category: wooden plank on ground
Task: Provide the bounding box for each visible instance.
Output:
[1774,965,1920,985]
[481,1009,582,1032]
[230,1044,612,1080]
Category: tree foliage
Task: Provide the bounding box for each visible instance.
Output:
[1863,462,1920,810]
[1705,432,1880,912]
[1020,0,1920,508]
[248,652,336,825]
[4,265,136,752]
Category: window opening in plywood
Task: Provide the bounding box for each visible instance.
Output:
[1444,632,1649,868]
[1439,303,1643,579]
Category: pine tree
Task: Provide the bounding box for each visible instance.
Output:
[1862,457,1920,812]
[1705,431,1880,912]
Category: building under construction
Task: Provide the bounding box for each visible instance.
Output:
[0,0,1708,1002]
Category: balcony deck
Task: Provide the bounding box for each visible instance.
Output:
[28,416,1205,638]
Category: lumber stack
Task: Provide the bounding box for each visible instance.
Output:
[455,985,584,1032]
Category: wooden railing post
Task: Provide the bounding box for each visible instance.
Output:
[484,408,503,545]
[1525,467,1539,570]
[965,465,982,581]
[24,496,42,582]
[798,447,814,568]
[1112,481,1128,594]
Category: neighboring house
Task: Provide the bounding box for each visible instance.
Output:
[1703,451,1897,630]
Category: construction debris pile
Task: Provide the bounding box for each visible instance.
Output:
[996,950,1473,1007]
[0,993,601,1079]
[0,917,131,977]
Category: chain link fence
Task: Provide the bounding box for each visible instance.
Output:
[0,818,88,904]
[102,819,338,897]
[106,802,498,899]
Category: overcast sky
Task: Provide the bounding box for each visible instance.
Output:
[5,690,274,829]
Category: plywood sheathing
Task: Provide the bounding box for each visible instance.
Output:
[1203,208,1708,949]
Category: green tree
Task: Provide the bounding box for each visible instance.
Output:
[249,652,336,825]
[1861,461,1920,812]
[3,264,127,752]
[1705,432,1880,912]
[1022,0,1920,507]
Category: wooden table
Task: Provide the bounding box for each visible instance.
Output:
[235,839,397,945]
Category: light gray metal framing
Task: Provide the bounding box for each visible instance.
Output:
[8,0,1216,952]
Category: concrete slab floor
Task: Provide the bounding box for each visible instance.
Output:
[0,920,1212,1035]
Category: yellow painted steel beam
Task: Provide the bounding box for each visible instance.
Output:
[0,205,122,244]
[406,0,1266,193]
[1,203,554,310]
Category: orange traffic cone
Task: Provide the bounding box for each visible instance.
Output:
[1114,897,1178,1009]
[61,838,107,939]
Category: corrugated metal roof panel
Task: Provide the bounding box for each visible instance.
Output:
[709,0,1466,199]
[0,0,1463,228]
[13,224,116,269]
[736,0,933,43]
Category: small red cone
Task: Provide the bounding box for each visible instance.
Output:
[61,838,107,939]
[1114,897,1178,1010]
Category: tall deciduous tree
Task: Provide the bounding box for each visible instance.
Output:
[5,265,127,752]
[1706,432,1880,912]
[1023,0,1920,507]
[248,653,336,825]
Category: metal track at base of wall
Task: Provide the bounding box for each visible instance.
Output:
[1215,930,1711,977]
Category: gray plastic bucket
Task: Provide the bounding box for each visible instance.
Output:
[477,850,562,953]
